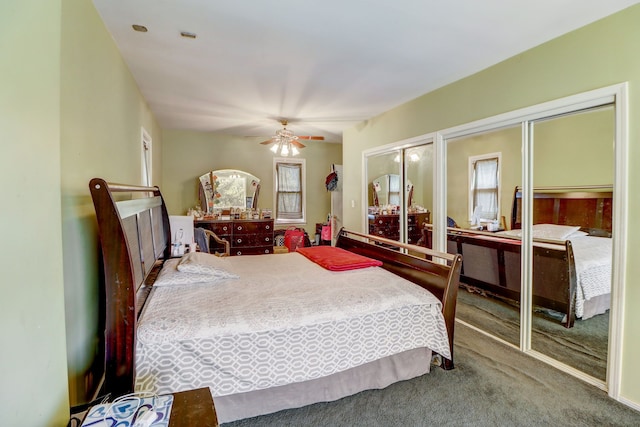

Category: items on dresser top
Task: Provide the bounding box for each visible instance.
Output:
[195,218,274,256]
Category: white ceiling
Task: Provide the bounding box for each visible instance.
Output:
[93,0,639,142]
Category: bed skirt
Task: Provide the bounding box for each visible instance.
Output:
[212,347,432,423]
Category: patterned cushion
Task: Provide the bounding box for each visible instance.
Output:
[154,259,222,286]
[500,224,581,241]
[177,252,239,279]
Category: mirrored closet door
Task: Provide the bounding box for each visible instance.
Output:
[445,125,522,347]
[530,105,614,382]
[364,141,433,249]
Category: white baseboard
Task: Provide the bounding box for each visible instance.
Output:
[617,396,640,412]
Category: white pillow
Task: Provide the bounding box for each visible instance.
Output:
[498,229,522,238]
[177,252,239,280]
[567,230,589,239]
[154,258,222,286]
[531,224,581,240]
[497,224,582,241]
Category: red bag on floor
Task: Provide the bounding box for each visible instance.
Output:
[321,225,331,241]
[284,227,305,252]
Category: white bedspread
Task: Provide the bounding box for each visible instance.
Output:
[135,252,450,397]
[568,236,612,319]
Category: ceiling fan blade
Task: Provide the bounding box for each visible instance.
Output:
[291,140,306,149]
[297,135,325,141]
[260,139,275,145]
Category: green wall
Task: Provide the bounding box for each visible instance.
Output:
[60,0,163,406]
[162,130,342,237]
[344,4,640,406]
[0,1,69,426]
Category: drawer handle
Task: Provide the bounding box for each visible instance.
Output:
[237,226,243,231]
[265,237,270,242]
[223,226,228,231]
[265,225,270,230]
[264,249,269,253]
[237,238,242,244]
[236,251,242,256]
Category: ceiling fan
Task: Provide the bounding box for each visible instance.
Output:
[260,119,324,156]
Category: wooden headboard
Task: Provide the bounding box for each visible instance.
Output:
[89,178,171,396]
[511,185,613,236]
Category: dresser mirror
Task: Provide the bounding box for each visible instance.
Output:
[199,169,261,213]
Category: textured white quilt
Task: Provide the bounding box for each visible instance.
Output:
[135,252,450,396]
[569,236,612,319]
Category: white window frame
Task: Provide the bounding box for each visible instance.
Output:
[141,127,152,186]
[273,157,306,225]
[468,152,501,223]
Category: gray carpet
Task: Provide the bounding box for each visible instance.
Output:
[223,323,639,426]
[456,287,608,380]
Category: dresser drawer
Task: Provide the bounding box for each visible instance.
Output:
[232,220,273,235]
[196,221,232,238]
[232,246,273,256]
[232,234,273,247]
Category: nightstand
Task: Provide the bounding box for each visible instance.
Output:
[170,388,218,427]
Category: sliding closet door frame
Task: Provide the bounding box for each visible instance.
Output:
[438,82,627,399]
[362,135,436,243]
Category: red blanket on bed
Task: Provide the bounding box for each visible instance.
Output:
[296,246,383,271]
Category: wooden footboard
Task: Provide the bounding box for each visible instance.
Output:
[442,228,577,328]
[337,229,462,369]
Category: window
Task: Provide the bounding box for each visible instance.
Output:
[469,153,500,222]
[141,127,152,186]
[274,158,306,224]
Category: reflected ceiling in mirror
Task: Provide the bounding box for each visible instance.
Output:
[199,169,260,212]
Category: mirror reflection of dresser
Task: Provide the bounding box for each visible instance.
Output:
[368,211,430,244]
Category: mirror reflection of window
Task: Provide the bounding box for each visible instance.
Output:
[469,154,501,223]
[198,169,260,213]
[216,176,246,208]
[388,174,400,206]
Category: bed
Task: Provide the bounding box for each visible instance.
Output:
[89,178,462,423]
[422,186,612,328]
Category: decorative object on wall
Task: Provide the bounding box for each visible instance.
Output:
[260,119,324,156]
[325,166,339,191]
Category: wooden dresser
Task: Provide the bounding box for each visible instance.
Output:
[195,219,274,255]
[368,212,430,244]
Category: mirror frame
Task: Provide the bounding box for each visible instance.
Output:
[198,169,261,213]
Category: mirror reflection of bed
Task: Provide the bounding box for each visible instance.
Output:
[424,185,613,381]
